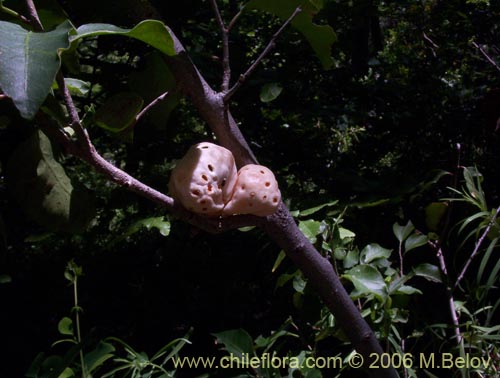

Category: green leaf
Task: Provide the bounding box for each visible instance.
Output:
[393,221,414,243]
[298,200,338,217]
[414,263,442,283]
[212,329,254,356]
[395,285,422,295]
[125,216,171,237]
[338,227,356,240]
[0,274,11,284]
[71,20,176,56]
[404,234,428,253]
[0,20,73,119]
[343,249,359,269]
[94,92,144,133]
[343,265,387,302]
[84,341,116,374]
[360,243,392,264]
[6,131,95,232]
[58,317,73,336]
[425,202,448,231]
[260,82,283,103]
[293,273,307,293]
[57,78,91,97]
[298,219,324,243]
[271,250,287,273]
[247,0,336,69]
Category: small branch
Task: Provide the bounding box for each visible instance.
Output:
[429,241,462,344]
[454,205,500,290]
[224,6,302,102]
[0,4,31,24]
[25,0,44,31]
[210,0,231,91]
[227,6,244,32]
[0,94,7,100]
[472,41,500,73]
[135,91,170,124]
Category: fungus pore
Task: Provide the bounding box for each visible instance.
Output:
[222,164,281,217]
[168,142,238,216]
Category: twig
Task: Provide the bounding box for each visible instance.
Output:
[227,5,245,32]
[454,205,500,290]
[135,91,170,123]
[472,41,500,72]
[25,0,44,31]
[429,240,462,344]
[210,0,231,91]
[224,6,302,102]
[0,4,31,24]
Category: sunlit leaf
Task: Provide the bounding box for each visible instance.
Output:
[0,20,73,119]
[71,20,176,56]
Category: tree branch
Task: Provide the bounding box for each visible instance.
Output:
[210,0,231,91]
[25,0,44,31]
[472,40,500,72]
[224,6,302,102]
[135,91,170,124]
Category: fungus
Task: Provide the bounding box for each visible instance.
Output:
[223,164,281,217]
[168,142,238,216]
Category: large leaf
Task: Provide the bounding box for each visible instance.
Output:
[360,243,392,264]
[212,329,254,356]
[343,265,387,302]
[94,92,144,133]
[6,131,95,232]
[0,20,73,119]
[247,0,336,69]
[71,20,176,56]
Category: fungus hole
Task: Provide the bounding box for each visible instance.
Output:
[201,174,208,181]
[192,189,201,196]
[241,185,246,190]
[265,181,270,187]
[260,170,265,174]
[250,192,255,197]
[200,200,207,204]
[273,197,278,203]
[221,178,226,188]
[263,195,267,200]
[207,184,212,192]
[208,164,214,172]
[201,146,209,149]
